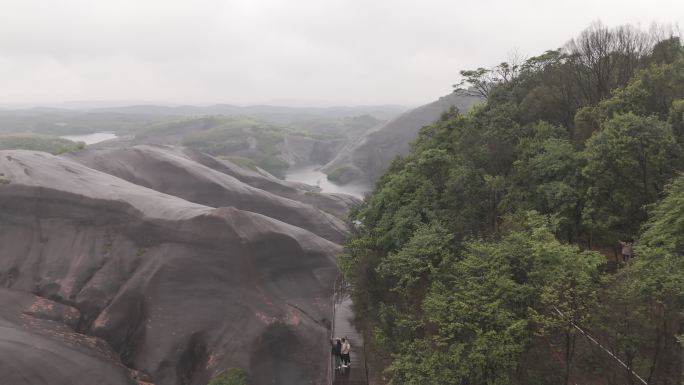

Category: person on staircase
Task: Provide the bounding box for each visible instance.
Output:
[619,239,633,263]
[341,337,351,368]
[331,338,343,370]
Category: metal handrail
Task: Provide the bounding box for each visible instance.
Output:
[553,306,648,385]
[328,274,342,385]
[329,277,369,385]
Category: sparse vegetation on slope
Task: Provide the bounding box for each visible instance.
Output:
[207,368,248,385]
[326,165,354,183]
[218,155,260,172]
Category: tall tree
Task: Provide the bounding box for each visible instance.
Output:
[582,113,681,243]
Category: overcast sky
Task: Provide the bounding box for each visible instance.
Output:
[0,0,681,107]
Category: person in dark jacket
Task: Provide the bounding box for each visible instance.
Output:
[331,338,342,369]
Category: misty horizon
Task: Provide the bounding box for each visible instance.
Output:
[1,2,683,384]
[0,99,415,111]
[1,0,682,107]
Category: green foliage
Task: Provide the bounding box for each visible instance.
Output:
[582,113,681,241]
[456,61,520,98]
[286,114,383,140]
[218,156,259,172]
[649,36,684,65]
[596,180,684,383]
[377,223,452,295]
[595,55,684,121]
[181,117,286,156]
[640,174,684,253]
[371,216,604,385]
[509,122,585,240]
[136,116,220,140]
[0,133,85,154]
[326,165,353,183]
[166,116,291,177]
[206,368,247,385]
[183,128,251,154]
[573,107,601,143]
[207,368,247,385]
[598,249,684,384]
[668,99,684,143]
[252,154,289,179]
[137,114,361,178]
[346,27,684,385]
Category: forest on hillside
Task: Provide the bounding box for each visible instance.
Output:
[343,23,684,385]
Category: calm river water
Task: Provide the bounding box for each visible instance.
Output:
[284,165,370,199]
[61,132,118,145]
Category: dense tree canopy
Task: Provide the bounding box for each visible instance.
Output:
[344,24,684,385]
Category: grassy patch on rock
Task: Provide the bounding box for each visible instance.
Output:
[207,368,247,385]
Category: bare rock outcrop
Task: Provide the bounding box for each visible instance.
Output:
[0,150,340,385]
[66,145,350,243]
[0,288,139,385]
[180,147,359,219]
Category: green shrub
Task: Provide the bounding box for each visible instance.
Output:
[207,368,247,385]
[254,155,289,178]
[326,165,352,182]
[218,156,259,172]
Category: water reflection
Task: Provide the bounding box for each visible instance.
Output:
[285,165,370,199]
[60,132,118,145]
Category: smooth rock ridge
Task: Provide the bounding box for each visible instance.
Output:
[0,150,340,385]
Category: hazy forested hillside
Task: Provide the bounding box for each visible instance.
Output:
[0,133,84,154]
[344,24,684,385]
[322,90,484,184]
[0,104,398,180]
[130,115,383,178]
[0,104,404,136]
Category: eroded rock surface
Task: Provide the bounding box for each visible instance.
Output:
[66,145,350,243]
[0,288,139,385]
[180,147,359,219]
[0,150,340,385]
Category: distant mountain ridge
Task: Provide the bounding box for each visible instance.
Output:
[89,103,409,123]
[0,103,409,135]
[322,90,484,184]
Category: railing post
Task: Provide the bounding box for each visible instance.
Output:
[328,274,341,385]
